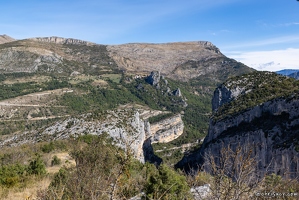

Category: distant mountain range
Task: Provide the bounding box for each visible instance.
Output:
[276,69,299,79]
[276,69,299,76]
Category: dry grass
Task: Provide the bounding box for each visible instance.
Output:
[0,177,51,200]
[91,79,108,87]
[0,152,76,200]
[45,152,75,174]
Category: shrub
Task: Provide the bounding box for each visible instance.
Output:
[27,154,47,176]
[144,163,191,200]
[0,164,27,187]
[41,142,55,153]
[51,155,61,166]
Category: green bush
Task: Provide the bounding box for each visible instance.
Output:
[51,155,62,166]
[145,163,191,200]
[41,141,68,153]
[0,164,27,187]
[41,142,55,153]
[27,154,47,176]
[49,167,70,189]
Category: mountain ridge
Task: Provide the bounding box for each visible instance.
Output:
[0,34,15,44]
[276,69,299,76]
[0,35,254,82]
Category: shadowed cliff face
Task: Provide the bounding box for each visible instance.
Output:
[176,73,299,180]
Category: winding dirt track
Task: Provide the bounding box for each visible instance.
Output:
[0,88,73,120]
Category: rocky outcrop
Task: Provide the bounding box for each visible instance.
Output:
[0,35,15,44]
[173,88,182,97]
[146,71,160,86]
[30,36,95,46]
[212,79,253,111]
[177,88,299,180]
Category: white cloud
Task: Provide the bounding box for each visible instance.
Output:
[227,48,299,71]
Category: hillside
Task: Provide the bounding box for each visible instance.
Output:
[0,35,15,45]
[0,35,254,155]
[107,41,252,82]
[177,71,299,181]
[1,36,299,199]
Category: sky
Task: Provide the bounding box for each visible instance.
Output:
[1,0,299,71]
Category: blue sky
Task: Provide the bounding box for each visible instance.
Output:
[1,0,299,71]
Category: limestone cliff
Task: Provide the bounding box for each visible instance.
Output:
[30,36,95,46]
[177,72,299,180]
[150,114,184,143]
[0,104,184,163]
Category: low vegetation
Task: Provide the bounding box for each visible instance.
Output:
[0,134,297,199]
[214,71,299,121]
[36,134,192,200]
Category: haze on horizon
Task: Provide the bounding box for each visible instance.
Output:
[1,0,299,71]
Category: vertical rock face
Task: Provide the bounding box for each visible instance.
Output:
[150,114,184,143]
[177,91,299,180]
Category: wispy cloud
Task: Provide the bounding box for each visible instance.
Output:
[227,48,299,71]
[283,22,299,26]
[209,29,231,36]
[257,20,299,28]
[223,35,299,50]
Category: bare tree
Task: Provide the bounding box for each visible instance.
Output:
[202,143,261,200]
